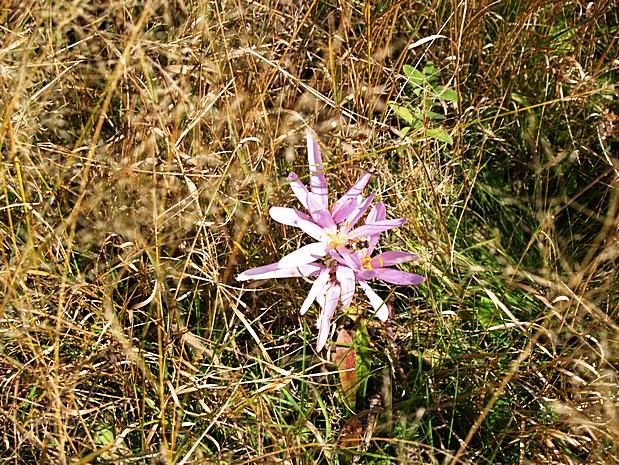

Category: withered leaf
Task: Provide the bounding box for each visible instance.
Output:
[334,328,357,408]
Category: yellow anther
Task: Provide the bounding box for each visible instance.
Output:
[361,255,373,270]
[326,230,349,249]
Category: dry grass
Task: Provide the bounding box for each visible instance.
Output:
[1,0,617,464]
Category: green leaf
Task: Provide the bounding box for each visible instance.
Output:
[423,61,439,84]
[402,65,426,86]
[423,61,436,75]
[354,320,372,402]
[425,110,446,121]
[426,128,453,144]
[435,86,458,102]
[395,105,415,125]
[511,92,526,105]
[409,108,425,128]
[402,64,415,76]
[477,296,502,328]
[94,426,115,447]
[145,397,157,411]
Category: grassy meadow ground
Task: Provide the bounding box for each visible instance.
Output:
[1,1,617,464]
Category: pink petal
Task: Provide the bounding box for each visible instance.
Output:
[348,218,407,240]
[331,170,373,218]
[330,248,350,267]
[374,268,425,286]
[329,248,346,265]
[372,251,420,267]
[315,287,326,309]
[358,280,388,322]
[278,242,328,268]
[306,131,328,209]
[269,206,325,241]
[367,203,387,252]
[356,270,377,281]
[307,192,336,229]
[316,284,340,352]
[342,193,376,231]
[331,248,359,269]
[331,197,358,224]
[287,172,309,209]
[237,262,323,281]
[367,202,386,223]
[347,250,364,269]
[300,268,331,315]
[336,265,356,309]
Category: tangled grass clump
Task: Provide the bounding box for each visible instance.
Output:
[1,1,617,464]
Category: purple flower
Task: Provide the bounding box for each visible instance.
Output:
[237,130,425,352]
[296,252,423,352]
[307,202,425,350]
[269,131,406,268]
[333,202,425,288]
[237,245,424,352]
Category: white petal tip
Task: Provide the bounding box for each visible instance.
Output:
[277,257,294,269]
[376,307,389,322]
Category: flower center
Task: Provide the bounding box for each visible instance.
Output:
[325,230,349,249]
[361,253,382,271]
[361,255,373,270]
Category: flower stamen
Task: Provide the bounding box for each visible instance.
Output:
[326,230,349,249]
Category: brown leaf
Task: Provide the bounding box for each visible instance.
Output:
[334,328,357,408]
[339,417,363,446]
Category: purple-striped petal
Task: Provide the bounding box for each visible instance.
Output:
[278,242,328,268]
[367,202,386,223]
[347,250,364,269]
[316,284,340,352]
[306,131,328,209]
[356,269,377,281]
[343,193,376,231]
[367,203,387,252]
[329,248,346,265]
[336,265,356,310]
[287,172,309,209]
[331,197,358,224]
[269,207,325,241]
[372,251,420,267]
[300,268,331,315]
[237,262,323,281]
[331,170,373,218]
[374,268,425,286]
[348,218,407,240]
[307,192,336,229]
[331,248,360,269]
[358,280,389,321]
